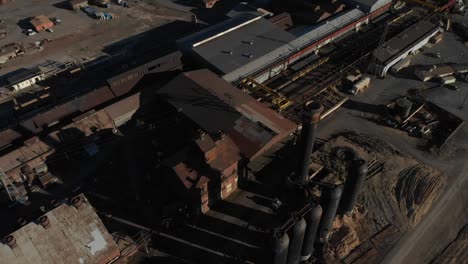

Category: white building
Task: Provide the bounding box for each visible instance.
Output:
[372,20,441,78]
[7,68,45,91]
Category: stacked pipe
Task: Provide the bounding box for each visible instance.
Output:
[339,159,368,214]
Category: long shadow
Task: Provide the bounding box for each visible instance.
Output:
[52,1,72,11]
[17,18,33,30]
[211,200,277,231]
[342,100,386,115]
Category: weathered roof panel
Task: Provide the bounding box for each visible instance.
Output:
[0,194,120,264]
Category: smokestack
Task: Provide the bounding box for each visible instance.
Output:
[339,159,368,214]
[318,185,343,238]
[295,101,323,184]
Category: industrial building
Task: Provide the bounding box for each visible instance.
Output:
[69,0,89,10]
[29,15,54,32]
[162,132,241,213]
[178,0,392,84]
[158,69,297,161]
[177,14,297,83]
[0,44,18,64]
[371,20,441,77]
[7,68,45,91]
[0,194,121,264]
[341,0,394,12]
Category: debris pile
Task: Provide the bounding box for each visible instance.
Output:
[395,165,443,225]
[311,132,445,262]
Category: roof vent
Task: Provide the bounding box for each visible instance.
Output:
[71,196,83,208]
[243,40,254,45]
[3,235,16,248]
[223,50,233,55]
[243,53,254,58]
[38,216,50,228]
[17,218,28,227]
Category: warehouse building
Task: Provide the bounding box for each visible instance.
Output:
[341,0,393,13]
[371,20,441,77]
[178,1,392,84]
[29,15,54,32]
[0,194,120,264]
[69,0,89,11]
[177,14,297,84]
[158,69,296,213]
[158,69,297,161]
[7,67,45,91]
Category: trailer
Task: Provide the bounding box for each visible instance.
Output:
[350,77,371,95]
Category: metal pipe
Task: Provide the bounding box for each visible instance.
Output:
[295,101,323,183]
[339,159,368,214]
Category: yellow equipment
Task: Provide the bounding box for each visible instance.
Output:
[240,77,293,112]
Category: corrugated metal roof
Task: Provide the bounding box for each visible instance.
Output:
[374,20,439,64]
[184,69,296,135]
[222,8,365,82]
[0,194,120,264]
[159,69,296,159]
[0,129,21,148]
[344,0,392,12]
[177,13,296,80]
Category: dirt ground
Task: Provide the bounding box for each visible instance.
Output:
[309,132,444,263]
[431,224,468,264]
[0,0,193,75]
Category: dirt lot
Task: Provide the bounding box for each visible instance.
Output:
[309,132,445,263]
[0,0,193,75]
[313,29,468,263]
[431,225,468,264]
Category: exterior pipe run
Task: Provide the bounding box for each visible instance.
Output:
[295,101,323,184]
[339,159,368,214]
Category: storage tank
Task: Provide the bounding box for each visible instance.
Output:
[339,159,368,214]
[287,217,307,264]
[300,203,322,262]
[271,231,290,264]
[318,185,343,238]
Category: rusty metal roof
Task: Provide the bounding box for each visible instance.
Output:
[0,110,113,182]
[158,69,296,159]
[0,129,21,149]
[0,194,120,264]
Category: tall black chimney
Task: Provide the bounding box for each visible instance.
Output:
[295,101,323,184]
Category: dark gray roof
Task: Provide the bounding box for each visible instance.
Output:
[177,13,296,76]
[374,20,439,64]
[6,67,42,84]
